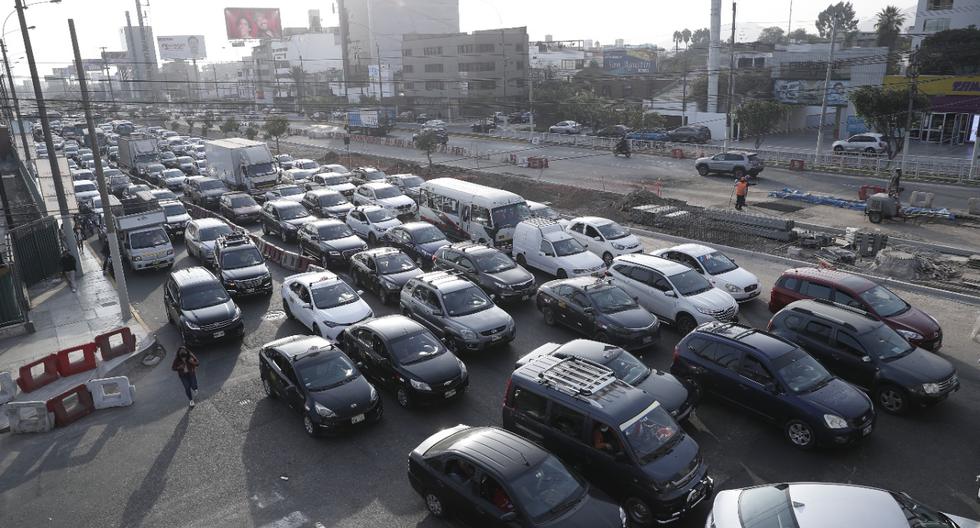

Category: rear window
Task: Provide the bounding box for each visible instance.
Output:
[777,276,799,291]
[738,485,799,528]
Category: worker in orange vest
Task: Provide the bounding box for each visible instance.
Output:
[734,176,749,211]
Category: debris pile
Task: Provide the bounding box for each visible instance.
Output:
[870,248,961,282]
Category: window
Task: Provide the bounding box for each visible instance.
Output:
[923,18,951,31]
[696,342,741,369]
[402,48,413,57]
[927,0,953,9]
[439,196,458,214]
[457,44,474,54]
[780,314,804,330]
[803,321,833,344]
[425,80,444,90]
[540,240,554,255]
[514,78,526,88]
[738,355,773,384]
[423,46,443,56]
[511,387,547,420]
[777,276,800,291]
[836,332,866,357]
[570,292,589,307]
[548,404,585,440]
[476,43,495,53]
[470,205,491,225]
[403,65,414,73]
[424,63,444,73]
[469,80,496,90]
[800,280,833,301]
[458,62,495,72]
[834,290,862,308]
[570,223,584,234]
[584,225,601,238]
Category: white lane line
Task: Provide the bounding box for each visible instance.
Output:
[260,511,310,528]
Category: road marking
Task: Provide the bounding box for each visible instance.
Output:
[260,511,309,528]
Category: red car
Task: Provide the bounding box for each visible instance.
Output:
[768,268,942,351]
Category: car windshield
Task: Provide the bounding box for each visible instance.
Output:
[295,351,358,392]
[279,205,310,220]
[401,176,425,187]
[278,186,303,197]
[89,197,102,209]
[475,252,515,273]
[377,253,417,274]
[859,285,910,317]
[162,203,187,217]
[278,154,293,162]
[318,224,354,240]
[296,160,318,169]
[365,208,396,223]
[601,347,650,385]
[737,485,799,528]
[147,164,165,173]
[129,229,170,249]
[552,237,586,256]
[322,175,348,186]
[866,325,916,360]
[164,170,184,179]
[773,349,834,394]
[510,455,585,523]
[441,285,493,316]
[697,251,739,275]
[373,186,403,199]
[199,180,226,191]
[412,226,446,244]
[75,183,96,193]
[180,283,230,310]
[621,403,680,463]
[311,282,359,309]
[670,269,714,296]
[490,202,530,228]
[596,222,630,240]
[177,157,193,164]
[199,224,233,242]
[318,193,347,206]
[221,247,264,269]
[153,191,177,200]
[388,331,444,365]
[890,492,956,528]
[230,196,256,208]
[590,286,639,314]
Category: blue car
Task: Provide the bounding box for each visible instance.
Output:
[626,129,669,142]
[380,221,450,270]
[671,322,876,450]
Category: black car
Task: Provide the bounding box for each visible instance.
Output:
[164,266,244,346]
[413,127,449,145]
[350,167,387,186]
[259,335,382,436]
[301,188,354,219]
[219,192,262,224]
[380,222,450,269]
[769,299,959,414]
[433,242,536,302]
[211,233,273,297]
[260,199,314,242]
[341,315,468,408]
[667,125,711,144]
[471,118,497,133]
[672,322,876,450]
[408,425,626,527]
[591,125,631,138]
[349,247,424,305]
[536,277,660,351]
[160,150,179,169]
[297,219,368,268]
[186,176,229,209]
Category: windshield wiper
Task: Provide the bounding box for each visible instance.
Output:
[545,494,582,518]
[805,377,833,393]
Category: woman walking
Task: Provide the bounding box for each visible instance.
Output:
[172,346,200,408]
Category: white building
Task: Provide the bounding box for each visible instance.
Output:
[342,0,459,75]
[912,0,980,46]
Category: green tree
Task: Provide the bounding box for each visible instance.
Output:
[263,115,289,153]
[875,6,907,74]
[850,85,929,160]
[918,27,980,75]
[681,28,692,49]
[673,31,683,52]
[414,129,441,172]
[219,117,240,136]
[734,100,788,148]
[201,111,215,138]
[758,26,786,45]
[691,28,710,48]
[170,119,182,131]
[816,2,858,38]
[691,70,773,112]
[244,126,258,140]
[289,66,306,111]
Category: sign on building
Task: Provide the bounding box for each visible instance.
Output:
[773,79,850,106]
[157,35,207,60]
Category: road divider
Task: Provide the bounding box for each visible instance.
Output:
[3,401,54,433]
[46,385,96,428]
[86,376,136,410]
[95,327,138,362]
[16,355,60,394]
[56,343,99,377]
[0,371,17,405]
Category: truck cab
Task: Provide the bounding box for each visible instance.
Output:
[114,199,175,271]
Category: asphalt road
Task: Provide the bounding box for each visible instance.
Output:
[1,222,978,528]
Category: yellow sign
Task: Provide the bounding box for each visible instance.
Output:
[883,75,980,96]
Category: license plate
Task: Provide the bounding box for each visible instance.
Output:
[213,331,225,338]
[444,389,456,399]
[491,333,502,341]
[351,414,365,424]
[862,424,872,436]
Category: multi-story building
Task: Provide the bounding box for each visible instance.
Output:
[912,0,980,46]
[246,28,345,108]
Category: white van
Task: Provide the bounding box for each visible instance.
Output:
[512,218,605,278]
[418,177,529,250]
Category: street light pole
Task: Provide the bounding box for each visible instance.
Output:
[900,46,918,178]
[1,39,33,179]
[814,22,838,164]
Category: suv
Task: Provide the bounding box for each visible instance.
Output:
[350,167,387,186]
[164,266,244,345]
[651,244,760,302]
[184,218,234,267]
[385,173,425,202]
[400,271,515,352]
[297,219,368,268]
[260,199,315,242]
[349,247,423,305]
[159,199,191,238]
[768,267,942,351]
[186,176,229,209]
[565,217,643,265]
[832,133,887,154]
[433,242,536,302]
[352,182,418,221]
[769,299,958,414]
[667,125,711,144]
[672,322,876,449]
[548,120,582,134]
[693,151,764,178]
[306,172,356,197]
[219,192,261,224]
[211,232,273,297]
[607,253,738,335]
[380,222,450,268]
[301,188,354,219]
[502,354,712,526]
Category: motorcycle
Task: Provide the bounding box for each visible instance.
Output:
[613,141,632,158]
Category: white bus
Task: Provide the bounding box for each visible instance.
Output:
[418,178,530,250]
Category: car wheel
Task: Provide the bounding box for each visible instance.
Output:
[875,384,908,414]
[868,211,883,224]
[283,301,294,319]
[396,387,412,409]
[515,253,527,266]
[785,419,816,449]
[424,491,446,517]
[262,375,277,399]
[696,164,709,176]
[676,313,697,336]
[602,252,613,266]
[625,497,652,526]
[864,147,877,154]
[733,167,745,179]
[556,269,568,279]
[542,307,556,326]
[303,415,317,437]
[833,145,844,153]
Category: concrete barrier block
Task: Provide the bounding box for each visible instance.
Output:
[0,371,17,405]
[4,401,55,433]
[17,354,60,393]
[86,376,136,410]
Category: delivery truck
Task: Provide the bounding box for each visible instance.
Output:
[205,138,279,197]
[118,135,161,177]
[346,107,396,136]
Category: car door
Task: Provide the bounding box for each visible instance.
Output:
[642,268,678,321]
[543,402,595,468]
[292,283,315,330]
[582,224,605,253]
[532,239,556,275]
[346,327,376,379]
[829,330,876,390]
[348,210,368,237]
[435,456,485,525]
[505,384,549,442]
[164,280,180,322]
[298,223,318,257]
[262,350,288,397]
[794,319,838,364]
[567,222,586,247]
[690,339,743,398]
[273,355,304,410]
[733,351,783,421]
[363,256,383,294]
[471,470,518,527]
[184,223,199,257]
[456,256,479,284]
[566,290,595,335]
[413,286,444,335]
[707,153,726,171]
[548,284,576,329]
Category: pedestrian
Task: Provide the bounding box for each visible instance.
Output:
[100,241,110,273]
[73,221,84,250]
[59,249,77,293]
[734,176,749,211]
[172,346,200,408]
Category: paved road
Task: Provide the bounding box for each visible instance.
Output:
[1,224,978,528]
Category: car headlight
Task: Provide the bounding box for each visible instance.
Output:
[611,242,627,250]
[166,249,174,255]
[724,283,742,293]
[460,329,478,341]
[493,279,512,290]
[328,250,341,256]
[823,414,848,429]
[233,306,242,320]
[458,359,467,377]
[922,382,941,395]
[695,305,714,315]
[320,318,340,327]
[573,268,587,274]
[619,507,627,527]
[896,329,923,341]
[381,278,398,290]
[370,386,379,401]
[409,379,432,391]
[183,319,200,330]
[314,402,336,417]
[133,255,143,262]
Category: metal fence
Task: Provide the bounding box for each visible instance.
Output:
[9,215,61,287]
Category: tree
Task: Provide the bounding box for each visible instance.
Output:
[850,85,929,160]
[673,31,683,52]
[918,27,980,75]
[170,120,181,131]
[244,126,258,140]
[681,28,692,49]
[691,70,773,112]
[263,115,289,153]
[414,129,442,172]
[219,117,240,135]
[758,26,786,45]
[201,111,215,138]
[691,28,710,48]
[816,2,858,38]
[734,100,788,148]
[875,6,907,74]
[289,66,306,111]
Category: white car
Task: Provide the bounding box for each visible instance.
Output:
[548,120,582,134]
[526,200,561,221]
[72,180,99,201]
[285,159,320,182]
[650,243,760,302]
[512,218,605,278]
[305,172,356,196]
[264,184,305,203]
[320,163,349,174]
[351,182,417,220]
[565,216,643,265]
[831,133,887,154]
[346,205,403,244]
[607,253,738,335]
[184,218,234,265]
[71,169,95,182]
[281,270,373,340]
[162,169,188,192]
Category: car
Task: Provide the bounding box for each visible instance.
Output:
[273,153,294,170]
[607,253,739,335]
[384,173,425,203]
[284,158,320,182]
[259,335,381,436]
[161,169,189,192]
[193,159,208,172]
[650,244,760,302]
[694,151,764,179]
[211,232,273,297]
[769,299,958,414]
[281,270,373,339]
[346,205,402,244]
[160,150,179,168]
[565,216,643,265]
[422,119,447,129]
[592,125,631,138]
[667,125,711,143]
[470,118,497,133]
[349,247,423,305]
[352,182,418,221]
[141,163,167,183]
[705,482,980,528]
[263,183,305,203]
[380,222,450,269]
[297,218,368,268]
[350,167,387,186]
[159,200,191,238]
[768,267,942,351]
[184,218,234,266]
[72,180,99,201]
[832,132,887,154]
[413,127,449,145]
[502,353,712,526]
[176,155,197,175]
[407,425,627,527]
[218,192,262,224]
[106,170,131,196]
[341,315,468,408]
[186,176,229,209]
[432,242,536,302]
[260,199,315,242]
[626,129,670,142]
[536,277,660,351]
[72,169,95,183]
[306,172,356,197]
[122,184,151,200]
[400,271,515,352]
[512,218,606,279]
[301,188,354,219]
[319,163,349,174]
[508,111,532,123]
[164,266,244,345]
[147,189,178,202]
[549,120,583,134]
[672,322,876,449]
[525,200,561,221]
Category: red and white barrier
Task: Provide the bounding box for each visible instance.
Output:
[86,376,136,410]
[94,327,137,361]
[56,342,99,377]
[16,354,60,393]
[46,385,96,428]
[0,371,17,405]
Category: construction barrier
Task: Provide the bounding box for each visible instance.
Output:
[262,243,284,262]
[280,251,300,271]
[0,371,16,404]
[16,354,60,393]
[671,148,684,159]
[56,342,99,378]
[46,385,95,428]
[789,159,805,171]
[4,401,55,433]
[297,255,316,272]
[86,376,136,410]
[94,327,137,361]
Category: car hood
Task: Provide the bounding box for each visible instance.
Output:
[801,378,872,419]
[308,374,375,418]
[635,371,688,413]
[688,288,738,313]
[710,266,759,290]
[321,235,367,252]
[559,250,605,268]
[886,347,955,383]
[199,240,217,256]
[328,183,356,193]
[222,263,269,282]
[280,194,304,203]
[284,216,314,227]
[550,488,624,528]
[886,305,941,339]
[233,205,262,216]
[202,188,226,197]
[287,168,318,179]
[383,268,423,286]
[324,203,355,216]
[377,195,415,209]
[639,433,702,488]
[317,299,373,326]
[610,234,641,250]
[944,513,980,528]
[605,307,657,330]
[487,266,534,285]
[372,218,402,231]
[417,240,450,256]
[400,352,462,385]
[166,213,191,224]
[183,300,237,326]
[452,306,512,333]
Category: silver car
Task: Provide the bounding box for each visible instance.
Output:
[832,133,887,154]
[549,120,582,134]
[694,151,764,178]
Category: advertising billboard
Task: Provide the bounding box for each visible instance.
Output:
[603,48,657,74]
[773,79,850,106]
[224,8,282,40]
[157,35,207,60]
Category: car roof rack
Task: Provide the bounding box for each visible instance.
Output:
[521,217,559,228]
[421,270,464,285]
[529,355,617,407]
[788,301,860,331]
[217,232,252,248]
[581,277,613,291]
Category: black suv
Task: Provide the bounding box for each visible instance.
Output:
[667,125,711,144]
[536,277,660,351]
[260,199,314,241]
[502,354,712,526]
[211,233,273,297]
[408,425,626,527]
[349,247,423,305]
[301,188,354,219]
[769,299,959,414]
[186,176,229,209]
[297,219,368,268]
[164,266,244,346]
[433,242,536,302]
[259,335,382,436]
[380,222,450,269]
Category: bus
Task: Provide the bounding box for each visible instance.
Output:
[418,178,530,250]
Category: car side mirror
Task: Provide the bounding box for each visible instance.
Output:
[303,303,313,310]
[593,236,602,241]
[861,356,872,363]
[663,290,676,298]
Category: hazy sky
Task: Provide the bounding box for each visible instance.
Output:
[5,0,912,79]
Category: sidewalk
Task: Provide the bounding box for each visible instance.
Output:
[731,130,977,160]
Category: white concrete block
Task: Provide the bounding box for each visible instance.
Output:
[85,376,135,410]
[0,371,16,405]
[4,401,55,433]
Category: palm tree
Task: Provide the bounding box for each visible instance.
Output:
[289,66,307,113]
[682,28,692,49]
[875,6,906,73]
[673,31,683,53]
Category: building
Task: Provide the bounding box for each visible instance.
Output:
[529,40,588,82]
[201,62,246,100]
[120,25,158,101]
[912,0,980,46]
[159,60,198,101]
[884,74,980,145]
[245,29,345,108]
[400,27,529,118]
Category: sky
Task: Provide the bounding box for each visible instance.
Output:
[5,0,914,80]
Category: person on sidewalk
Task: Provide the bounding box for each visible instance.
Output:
[100,242,110,273]
[73,222,84,250]
[59,249,77,293]
[734,177,749,211]
[172,346,200,408]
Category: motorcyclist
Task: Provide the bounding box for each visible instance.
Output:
[615,135,631,155]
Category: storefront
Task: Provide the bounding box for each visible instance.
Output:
[883,75,980,145]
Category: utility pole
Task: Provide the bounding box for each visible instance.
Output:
[814,21,838,163]
[375,43,383,102]
[901,46,919,177]
[724,2,737,153]
[337,0,351,100]
[68,19,129,319]
[0,74,14,229]
[1,39,33,178]
[16,0,79,268]
[101,47,115,104]
[134,0,156,102]
[124,11,138,100]
[787,0,793,36]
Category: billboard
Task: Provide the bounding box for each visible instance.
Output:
[224,8,282,40]
[773,79,850,106]
[603,48,657,74]
[157,35,207,60]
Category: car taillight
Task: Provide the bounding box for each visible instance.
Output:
[672,345,681,363]
[502,377,513,408]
